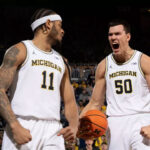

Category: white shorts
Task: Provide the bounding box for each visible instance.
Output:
[2,117,65,150]
[107,114,150,150]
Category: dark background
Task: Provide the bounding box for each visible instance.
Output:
[0,0,150,64]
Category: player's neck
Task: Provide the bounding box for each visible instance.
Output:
[32,36,52,52]
[114,48,134,63]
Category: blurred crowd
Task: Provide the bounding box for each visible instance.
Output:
[61,64,108,150]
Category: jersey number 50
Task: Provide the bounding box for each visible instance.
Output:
[115,79,132,94]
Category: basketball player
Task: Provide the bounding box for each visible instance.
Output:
[80,19,150,150]
[0,8,79,150]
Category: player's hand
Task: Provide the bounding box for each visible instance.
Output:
[76,117,94,140]
[10,121,32,145]
[140,125,150,139]
[57,126,77,147]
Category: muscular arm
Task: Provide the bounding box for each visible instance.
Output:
[140,54,150,88]
[140,54,150,139]
[0,43,26,128]
[60,61,79,129]
[80,59,106,118]
[58,60,79,144]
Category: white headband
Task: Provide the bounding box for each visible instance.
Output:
[31,14,62,31]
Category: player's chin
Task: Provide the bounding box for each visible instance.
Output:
[112,48,120,54]
[58,36,63,42]
[52,40,62,49]
[57,39,62,45]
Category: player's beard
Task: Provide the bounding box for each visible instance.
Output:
[52,39,62,51]
[47,25,62,51]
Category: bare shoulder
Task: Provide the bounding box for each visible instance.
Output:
[62,56,68,63]
[3,42,27,67]
[62,56,70,71]
[15,42,27,51]
[14,42,27,62]
[140,53,150,74]
[0,42,27,90]
[60,56,71,82]
[95,58,106,80]
[141,53,150,63]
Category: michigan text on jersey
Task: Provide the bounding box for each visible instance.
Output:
[32,59,62,73]
[109,71,136,79]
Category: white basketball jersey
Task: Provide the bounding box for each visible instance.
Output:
[9,40,65,120]
[105,50,150,116]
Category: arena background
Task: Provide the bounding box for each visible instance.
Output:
[0,1,150,149]
[0,1,150,64]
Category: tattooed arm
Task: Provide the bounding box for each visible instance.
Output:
[0,42,32,144]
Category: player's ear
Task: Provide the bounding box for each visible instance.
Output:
[42,24,47,34]
[127,33,131,42]
[45,19,53,31]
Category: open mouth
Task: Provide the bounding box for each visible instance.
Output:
[112,43,119,49]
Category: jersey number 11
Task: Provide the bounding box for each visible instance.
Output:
[41,71,54,90]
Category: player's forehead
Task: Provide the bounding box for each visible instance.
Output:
[109,24,125,33]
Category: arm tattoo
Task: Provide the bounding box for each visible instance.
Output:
[0,47,19,89]
[0,91,17,124]
[0,46,20,124]
[3,47,19,68]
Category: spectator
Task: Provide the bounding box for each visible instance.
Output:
[101,142,108,150]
